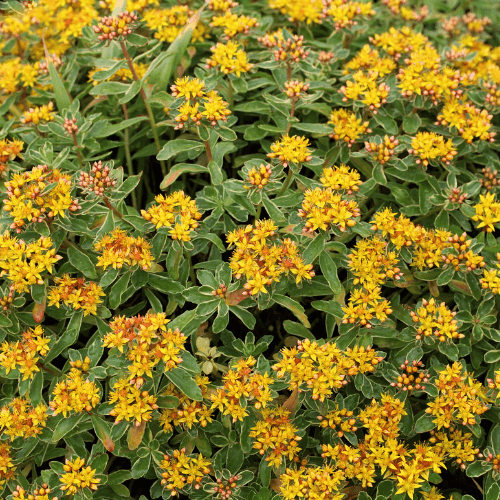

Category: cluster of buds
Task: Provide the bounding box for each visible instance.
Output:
[447,187,469,204]
[480,167,500,191]
[79,161,116,197]
[211,284,227,299]
[213,476,240,499]
[391,360,429,392]
[37,54,62,74]
[259,33,310,64]
[0,291,14,311]
[63,117,78,136]
[442,233,485,272]
[484,82,500,108]
[483,451,500,475]
[12,484,58,500]
[318,51,335,63]
[364,135,399,164]
[442,16,460,36]
[462,12,492,33]
[284,80,310,98]
[70,356,91,372]
[317,408,358,437]
[93,11,138,41]
[244,164,272,190]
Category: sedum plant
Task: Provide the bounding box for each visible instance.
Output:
[2,1,500,500]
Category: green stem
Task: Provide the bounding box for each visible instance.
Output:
[71,132,83,170]
[187,252,196,286]
[120,40,167,177]
[255,203,262,220]
[121,103,138,210]
[204,140,213,163]
[277,168,294,197]
[103,195,124,220]
[227,79,234,107]
[286,98,297,134]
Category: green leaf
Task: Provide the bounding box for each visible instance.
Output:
[303,234,325,264]
[229,306,256,330]
[435,209,449,229]
[414,413,435,433]
[145,6,205,90]
[67,245,98,279]
[319,251,342,294]
[43,37,71,110]
[485,351,500,363]
[45,311,83,363]
[91,415,115,453]
[403,113,421,134]
[436,267,454,286]
[132,454,151,479]
[259,458,271,487]
[292,123,332,134]
[108,272,131,309]
[374,114,398,135]
[262,196,286,222]
[466,461,493,478]
[165,368,203,401]
[273,294,310,328]
[92,117,149,138]
[283,320,315,340]
[148,274,185,294]
[227,443,244,474]
[208,160,223,185]
[157,139,204,161]
[89,82,131,96]
[52,413,86,442]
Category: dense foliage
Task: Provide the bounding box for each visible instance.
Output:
[3,0,500,500]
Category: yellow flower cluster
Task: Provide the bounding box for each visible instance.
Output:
[0,398,48,440]
[88,61,147,86]
[94,228,153,270]
[205,41,253,77]
[142,189,202,241]
[20,102,55,125]
[210,11,259,39]
[328,108,371,147]
[339,70,390,114]
[299,187,360,234]
[268,0,324,25]
[0,442,15,486]
[0,233,60,293]
[0,325,50,380]
[430,427,480,469]
[369,26,428,59]
[365,135,399,165]
[283,80,309,99]
[250,407,302,467]
[0,138,23,177]
[408,132,458,167]
[159,449,211,497]
[391,360,429,392]
[226,220,315,295]
[318,406,357,437]
[426,362,490,428]
[343,45,396,76]
[159,376,213,432]
[48,275,105,316]
[143,6,208,43]
[441,232,485,272]
[397,46,463,104]
[360,393,407,441]
[49,367,100,417]
[11,484,56,500]
[436,97,496,143]
[410,298,462,343]
[207,0,239,11]
[320,164,362,194]
[93,11,138,41]
[267,135,313,167]
[108,377,158,426]
[273,340,383,401]
[167,77,232,130]
[59,457,100,496]
[342,285,394,327]
[279,463,345,500]
[210,356,273,421]
[3,165,80,232]
[103,312,186,381]
[480,253,500,293]
[258,32,310,65]
[326,0,375,30]
[244,164,273,190]
[471,192,500,232]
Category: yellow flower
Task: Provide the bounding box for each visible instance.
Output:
[205,41,253,76]
[267,135,313,167]
[59,457,100,495]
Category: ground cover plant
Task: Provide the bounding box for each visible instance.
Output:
[3,0,500,499]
